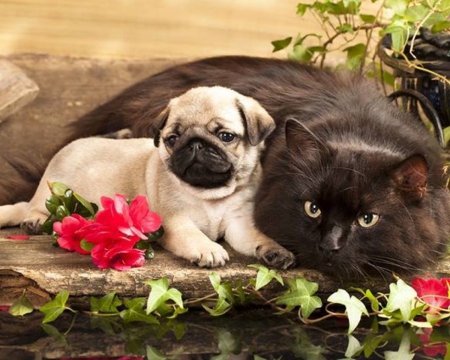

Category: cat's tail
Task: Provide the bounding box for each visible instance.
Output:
[0,202,29,228]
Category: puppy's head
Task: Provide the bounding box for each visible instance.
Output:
[149,86,275,197]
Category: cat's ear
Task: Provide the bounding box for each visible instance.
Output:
[285,119,327,163]
[390,154,428,199]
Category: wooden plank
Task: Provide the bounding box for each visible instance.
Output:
[2,227,449,309]
[0,60,39,122]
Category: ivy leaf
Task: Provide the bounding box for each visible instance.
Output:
[120,297,159,324]
[145,277,184,315]
[296,3,310,16]
[383,279,418,323]
[202,297,232,316]
[209,272,235,304]
[146,346,169,360]
[431,20,450,33]
[90,291,122,314]
[39,290,71,323]
[248,264,284,291]
[384,0,408,16]
[351,287,380,311]
[344,43,366,71]
[276,277,322,319]
[383,330,415,360]
[345,334,364,358]
[327,289,369,334]
[271,37,292,52]
[9,294,34,316]
[360,13,376,24]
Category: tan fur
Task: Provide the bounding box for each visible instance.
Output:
[0,86,295,269]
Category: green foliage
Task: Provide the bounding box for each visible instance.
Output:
[39,290,73,323]
[276,277,322,318]
[41,181,98,234]
[327,289,369,333]
[272,0,450,74]
[9,293,34,316]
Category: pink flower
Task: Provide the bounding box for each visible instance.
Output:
[89,195,162,244]
[53,214,93,255]
[411,276,450,313]
[91,242,145,271]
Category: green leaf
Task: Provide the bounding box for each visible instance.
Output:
[80,239,94,252]
[337,23,354,34]
[202,297,232,316]
[209,272,235,304]
[383,329,415,360]
[9,294,34,316]
[146,346,169,360]
[432,20,450,33]
[248,264,284,291]
[145,277,184,315]
[327,289,369,334]
[216,329,241,355]
[120,298,159,324]
[271,37,292,52]
[41,323,67,344]
[296,3,310,16]
[350,287,379,311]
[384,0,408,15]
[383,279,418,323]
[345,334,364,358]
[39,290,71,323]
[90,292,122,314]
[276,277,322,319]
[288,44,314,63]
[45,195,62,215]
[49,181,69,197]
[73,193,97,216]
[360,13,376,23]
[55,205,70,220]
[344,43,366,71]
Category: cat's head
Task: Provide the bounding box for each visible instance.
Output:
[255,118,450,279]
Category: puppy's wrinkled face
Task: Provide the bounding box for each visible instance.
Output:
[151,86,275,198]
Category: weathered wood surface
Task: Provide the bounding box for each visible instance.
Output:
[0,54,185,205]
[1,227,450,309]
[0,60,39,122]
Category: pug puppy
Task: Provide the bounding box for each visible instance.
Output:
[0,86,295,269]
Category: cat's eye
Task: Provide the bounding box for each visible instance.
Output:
[304,201,321,218]
[357,213,380,228]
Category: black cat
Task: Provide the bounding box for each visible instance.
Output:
[8,56,450,278]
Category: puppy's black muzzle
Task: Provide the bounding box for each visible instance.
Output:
[170,138,233,189]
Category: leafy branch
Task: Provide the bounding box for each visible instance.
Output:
[9,265,450,337]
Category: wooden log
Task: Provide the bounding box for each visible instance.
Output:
[0,60,39,122]
[1,227,449,309]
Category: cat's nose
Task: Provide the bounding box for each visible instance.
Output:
[319,225,345,259]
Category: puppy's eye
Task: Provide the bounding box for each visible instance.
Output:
[165,134,179,147]
[357,213,380,228]
[217,132,236,143]
[304,201,321,219]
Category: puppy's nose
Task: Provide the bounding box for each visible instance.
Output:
[190,140,204,152]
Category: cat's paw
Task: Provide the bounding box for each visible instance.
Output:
[191,242,230,268]
[256,244,296,270]
[20,218,43,234]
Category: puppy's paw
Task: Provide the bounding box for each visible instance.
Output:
[256,244,296,270]
[20,218,43,234]
[191,242,230,268]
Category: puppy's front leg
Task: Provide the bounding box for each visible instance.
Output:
[159,215,230,268]
[225,217,295,270]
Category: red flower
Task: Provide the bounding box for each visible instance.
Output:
[89,195,162,244]
[5,234,30,240]
[411,276,450,313]
[53,214,93,255]
[418,328,448,357]
[91,242,145,271]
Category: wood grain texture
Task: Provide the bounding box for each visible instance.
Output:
[0,60,39,122]
[2,228,447,308]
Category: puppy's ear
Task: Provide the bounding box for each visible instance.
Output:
[236,96,276,146]
[148,105,170,147]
